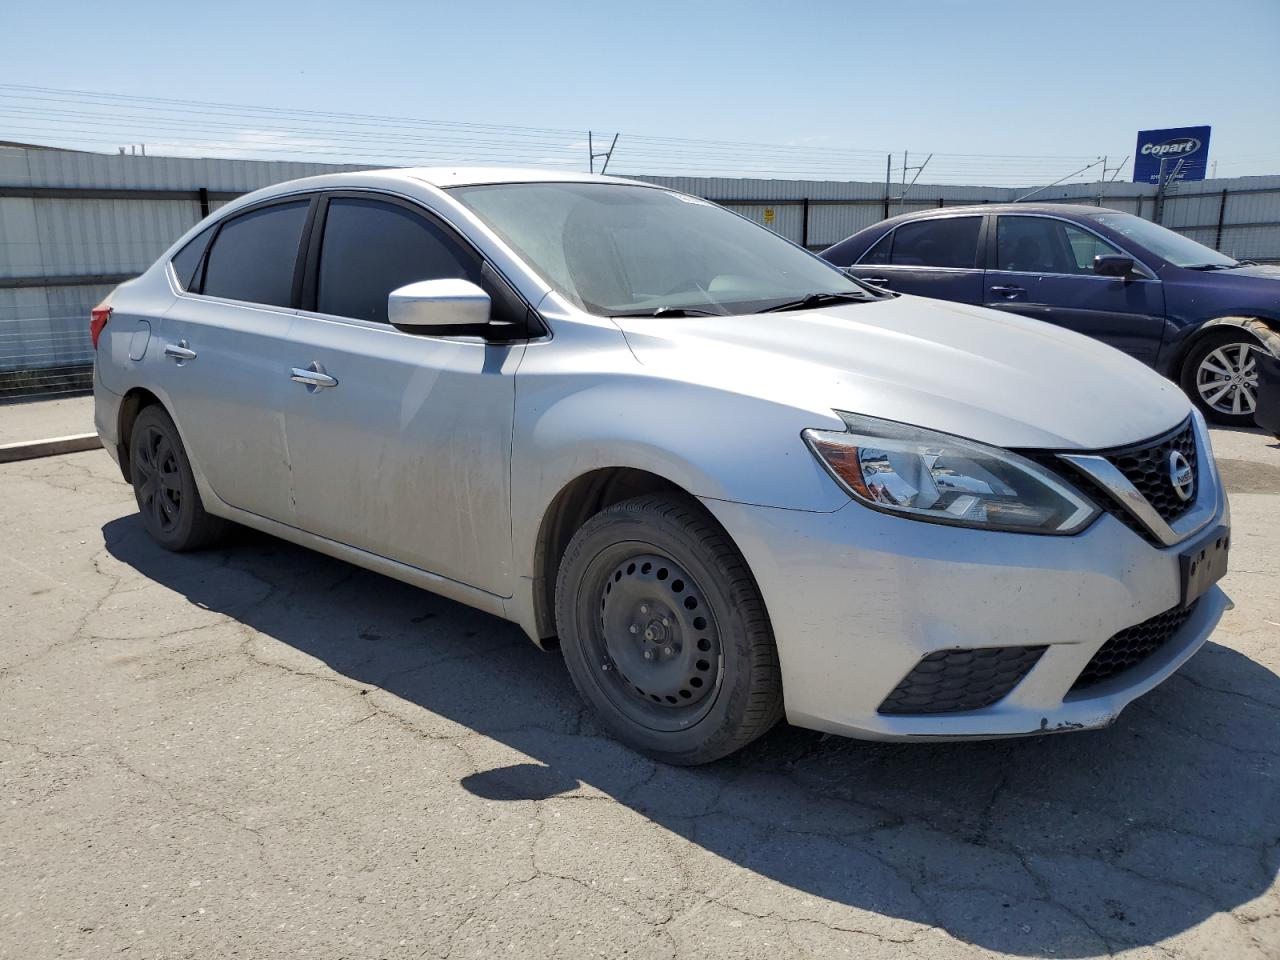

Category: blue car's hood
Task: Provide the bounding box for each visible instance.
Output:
[1229,263,1280,280]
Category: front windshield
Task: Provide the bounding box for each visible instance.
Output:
[448,182,866,315]
[1090,212,1238,269]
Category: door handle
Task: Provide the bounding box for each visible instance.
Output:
[164,340,197,362]
[289,362,338,391]
[990,285,1025,297]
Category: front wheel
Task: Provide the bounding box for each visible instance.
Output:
[1181,326,1279,426]
[554,494,783,765]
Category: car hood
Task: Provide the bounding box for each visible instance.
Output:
[612,294,1190,450]
[1225,263,1280,280]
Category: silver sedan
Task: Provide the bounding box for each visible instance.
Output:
[92,168,1230,763]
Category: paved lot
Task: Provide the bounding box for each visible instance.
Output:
[1,428,1278,959]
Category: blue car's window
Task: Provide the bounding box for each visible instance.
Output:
[859,231,893,265]
[1065,227,1121,271]
[887,217,981,269]
[997,216,1122,275]
[1092,213,1236,269]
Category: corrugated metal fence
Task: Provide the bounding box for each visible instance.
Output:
[634,173,1280,261]
[2,143,1278,399]
[0,146,364,399]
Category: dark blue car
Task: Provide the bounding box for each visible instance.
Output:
[822,203,1280,425]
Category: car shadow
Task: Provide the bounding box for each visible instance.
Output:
[103,516,1279,957]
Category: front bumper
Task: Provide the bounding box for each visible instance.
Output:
[700,483,1229,742]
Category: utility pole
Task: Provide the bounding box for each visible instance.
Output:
[1100,155,1128,182]
[1153,156,1185,224]
[1098,155,1128,203]
[894,153,932,213]
[588,131,619,174]
[883,153,892,219]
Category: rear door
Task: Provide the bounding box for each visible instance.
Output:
[282,193,525,597]
[983,214,1166,365]
[156,196,315,523]
[845,214,985,303]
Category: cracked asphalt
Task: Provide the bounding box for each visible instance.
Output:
[2,427,1278,959]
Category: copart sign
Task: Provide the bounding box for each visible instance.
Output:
[1133,126,1211,183]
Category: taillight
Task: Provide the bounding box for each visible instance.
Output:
[90,304,112,350]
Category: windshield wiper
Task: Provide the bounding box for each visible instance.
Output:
[757,291,872,314]
[609,306,726,318]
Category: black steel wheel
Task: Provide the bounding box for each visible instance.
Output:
[129,405,228,551]
[591,551,724,731]
[556,494,782,765]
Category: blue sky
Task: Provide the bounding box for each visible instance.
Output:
[4,0,1278,182]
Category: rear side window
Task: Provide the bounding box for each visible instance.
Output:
[315,198,479,323]
[888,217,981,269]
[170,225,216,291]
[858,230,893,265]
[202,201,310,307]
[997,216,1123,275]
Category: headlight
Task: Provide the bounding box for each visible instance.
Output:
[803,413,1098,534]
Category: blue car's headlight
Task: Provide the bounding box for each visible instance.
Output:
[803,413,1099,535]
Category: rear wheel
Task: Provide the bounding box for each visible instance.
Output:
[555,494,782,765]
[129,406,228,551]
[1182,324,1279,426]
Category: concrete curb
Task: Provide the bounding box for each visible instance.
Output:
[0,433,102,464]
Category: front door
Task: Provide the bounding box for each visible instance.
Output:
[282,194,522,597]
[983,215,1167,366]
[156,197,315,524]
[845,214,985,304]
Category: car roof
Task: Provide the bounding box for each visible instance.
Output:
[312,166,651,190]
[213,166,664,222]
[872,202,1126,229]
[405,166,651,188]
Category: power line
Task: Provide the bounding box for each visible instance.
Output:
[4,82,1271,185]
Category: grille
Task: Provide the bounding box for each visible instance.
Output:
[878,646,1046,715]
[1108,420,1198,525]
[1070,601,1198,691]
[1019,418,1198,545]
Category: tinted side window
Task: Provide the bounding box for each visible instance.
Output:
[1065,223,1123,272]
[859,230,893,265]
[996,216,1123,275]
[170,224,216,291]
[316,198,479,324]
[890,217,980,269]
[202,201,310,307]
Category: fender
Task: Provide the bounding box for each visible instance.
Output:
[1173,316,1280,378]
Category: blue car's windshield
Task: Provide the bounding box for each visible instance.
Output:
[447,182,869,316]
[1091,213,1238,269]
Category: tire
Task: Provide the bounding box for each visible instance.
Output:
[554,494,783,765]
[129,405,228,551]
[1180,322,1280,426]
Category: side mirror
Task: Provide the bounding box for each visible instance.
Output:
[388,279,491,332]
[1094,254,1136,279]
